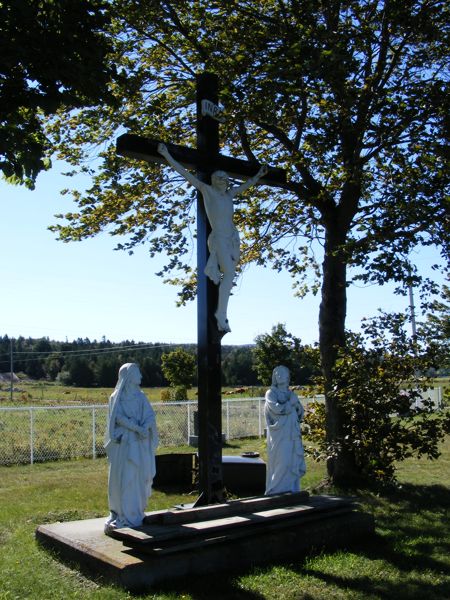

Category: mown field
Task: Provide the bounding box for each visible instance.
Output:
[0,436,449,599]
[1,377,448,407]
[0,381,270,406]
[0,378,446,468]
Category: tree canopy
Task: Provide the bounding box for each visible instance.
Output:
[161,347,197,389]
[253,323,320,385]
[306,311,450,484]
[0,0,114,187]
[46,0,449,484]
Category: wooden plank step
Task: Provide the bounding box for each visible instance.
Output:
[113,495,353,547]
[138,506,355,556]
[143,491,310,526]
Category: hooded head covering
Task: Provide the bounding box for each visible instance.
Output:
[104,363,140,450]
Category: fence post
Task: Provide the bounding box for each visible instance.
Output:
[258,398,262,437]
[30,408,34,465]
[226,400,230,440]
[187,402,191,444]
[92,407,96,459]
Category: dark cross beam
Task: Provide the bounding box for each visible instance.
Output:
[117,135,287,188]
[117,72,287,506]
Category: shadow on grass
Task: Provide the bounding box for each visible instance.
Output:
[37,537,266,600]
[373,483,450,565]
[293,483,450,600]
[297,569,449,600]
[151,574,267,600]
[35,484,449,599]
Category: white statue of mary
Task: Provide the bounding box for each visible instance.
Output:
[265,365,306,495]
[104,363,158,531]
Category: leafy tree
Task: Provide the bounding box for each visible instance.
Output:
[222,345,258,386]
[64,357,95,387]
[139,356,165,387]
[95,358,121,387]
[0,0,114,187]
[253,323,303,385]
[47,1,449,484]
[305,312,450,484]
[161,347,196,390]
[44,354,64,381]
[427,281,450,341]
[253,323,319,386]
[20,337,52,379]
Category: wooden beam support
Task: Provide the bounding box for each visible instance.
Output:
[116,133,288,188]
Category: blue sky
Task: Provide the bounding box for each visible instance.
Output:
[0,164,443,346]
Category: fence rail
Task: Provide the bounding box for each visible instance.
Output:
[0,388,442,466]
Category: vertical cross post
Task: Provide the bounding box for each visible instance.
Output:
[195,72,224,505]
[116,72,286,505]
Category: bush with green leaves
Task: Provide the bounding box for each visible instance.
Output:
[160,388,171,402]
[305,312,450,484]
[253,323,320,386]
[159,386,189,402]
[170,385,189,401]
[161,348,196,390]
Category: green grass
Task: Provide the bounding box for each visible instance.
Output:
[0,401,268,465]
[0,381,268,406]
[0,437,449,599]
[2,378,448,407]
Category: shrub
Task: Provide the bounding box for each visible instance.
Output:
[161,348,196,388]
[307,312,450,484]
[160,386,188,401]
[171,386,188,401]
[160,389,171,402]
[56,370,72,386]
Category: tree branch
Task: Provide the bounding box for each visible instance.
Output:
[293,94,308,150]
[254,118,294,149]
[237,120,258,162]
[161,1,210,63]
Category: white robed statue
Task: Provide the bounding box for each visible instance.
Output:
[104,363,158,531]
[265,365,306,495]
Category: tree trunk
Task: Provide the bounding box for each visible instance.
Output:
[319,225,359,487]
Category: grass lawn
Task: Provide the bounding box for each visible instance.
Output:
[0,437,449,599]
[0,381,269,406]
[4,376,447,407]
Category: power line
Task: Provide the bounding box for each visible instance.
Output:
[0,342,195,366]
[12,342,171,356]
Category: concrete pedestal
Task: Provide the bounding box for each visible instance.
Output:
[36,493,374,593]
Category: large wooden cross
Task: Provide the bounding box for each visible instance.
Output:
[117,72,286,505]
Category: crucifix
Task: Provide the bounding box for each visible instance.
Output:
[117,72,286,505]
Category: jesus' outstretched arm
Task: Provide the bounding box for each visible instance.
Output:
[157,143,206,191]
[230,164,269,197]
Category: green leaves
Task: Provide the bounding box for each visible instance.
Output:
[1,0,114,185]
[6,0,446,291]
[33,1,449,485]
[161,347,196,389]
[252,323,320,386]
[309,312,450,484]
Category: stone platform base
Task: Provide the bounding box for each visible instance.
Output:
[36,493,374,593]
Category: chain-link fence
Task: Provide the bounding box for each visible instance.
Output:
[0,399,269,466]
[0,388,442,466]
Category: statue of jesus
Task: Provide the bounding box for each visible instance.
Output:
[158,142,268,333]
